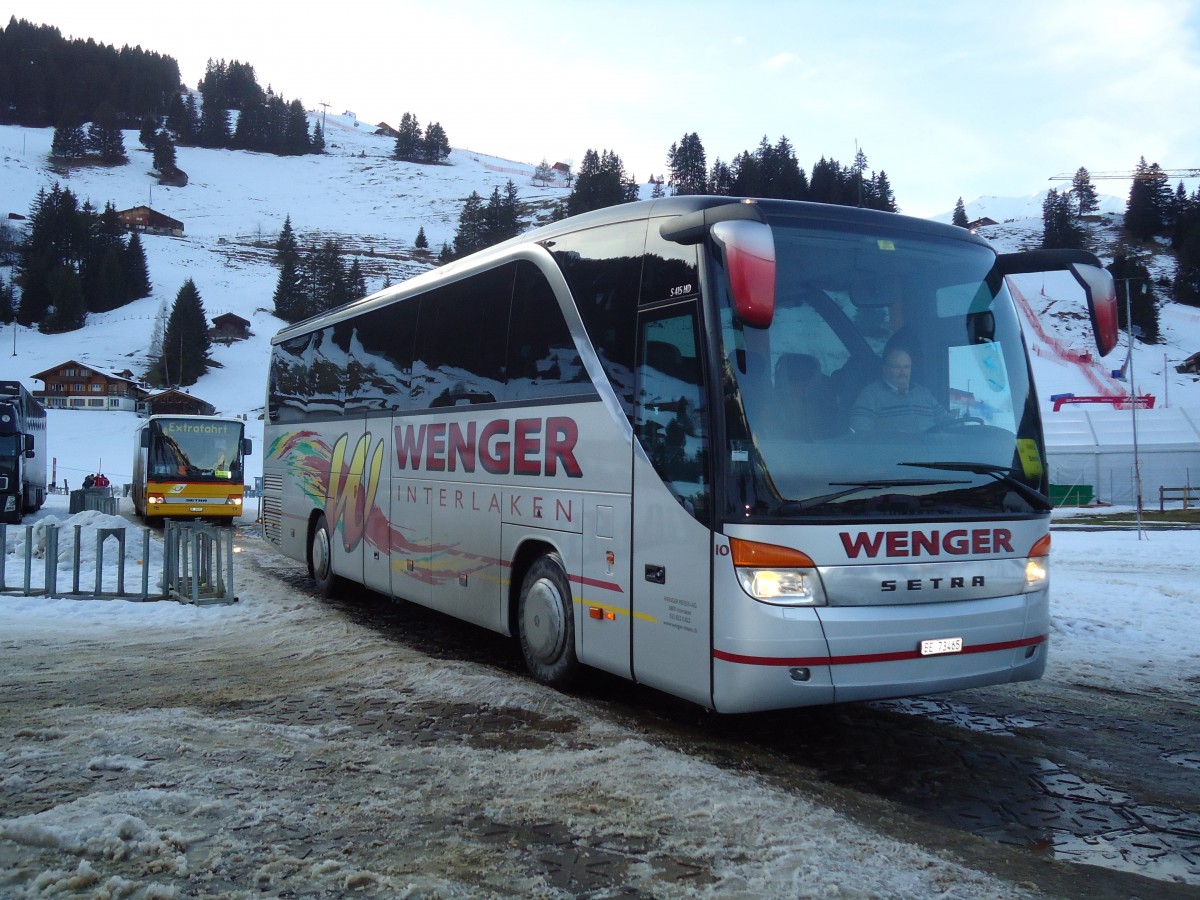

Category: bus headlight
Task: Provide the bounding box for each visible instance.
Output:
[227,495,242,506]
[730,538,827,606]
[1024,534,1050,592]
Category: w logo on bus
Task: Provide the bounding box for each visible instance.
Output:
[325,433,384,553]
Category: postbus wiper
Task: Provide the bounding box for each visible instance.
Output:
[798,478,967,510]
[898,461,1052,511]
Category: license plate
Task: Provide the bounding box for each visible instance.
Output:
[920,637,963,656]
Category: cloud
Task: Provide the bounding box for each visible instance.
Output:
[763,52,799,72]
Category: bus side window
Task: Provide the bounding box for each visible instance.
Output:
[636,309,710,524]
[550,220,648,420]
[414,265,514,408]
[642,224,698,304]
[344,301,417,414]
[507,261,593,401]
[269,335,312,424]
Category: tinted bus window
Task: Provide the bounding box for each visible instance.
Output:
[413,266,514,408]
[642,224,699,305]
[550,220,647,417]
[343,300,417,415]
[269,335,310,424]
[506,260,594,402]
[307,326,344,420]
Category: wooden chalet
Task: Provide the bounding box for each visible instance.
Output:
[31,360,149,412]
[118,206,184,237]
[145,389,216,417]
[1176,351,1200,375]
[210,312,252,343]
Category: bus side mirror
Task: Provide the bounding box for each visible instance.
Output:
[23,434,33,455]
[140,430,151,449]
[243,438,253,456]
[1070,263,1119,357]
[711,219,776,328]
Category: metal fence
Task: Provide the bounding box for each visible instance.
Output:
[0,518,236,605]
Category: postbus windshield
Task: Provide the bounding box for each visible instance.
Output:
[149,419,245,481]
[717,217,1046,522]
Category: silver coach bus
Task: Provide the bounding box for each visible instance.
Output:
[263,197,1117,713]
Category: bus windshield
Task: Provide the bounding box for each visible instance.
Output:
[718,217,1046,522]
[149,419,245,481]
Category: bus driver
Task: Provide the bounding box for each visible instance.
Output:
[849,342,954,434]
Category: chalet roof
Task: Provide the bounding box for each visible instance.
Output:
[117,206,184,229]
[31,359,142,386]
[212,312,251,328]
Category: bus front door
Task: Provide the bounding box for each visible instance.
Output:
[630,306,715,708]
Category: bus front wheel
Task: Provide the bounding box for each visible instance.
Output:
[309,513,337,598]
[517,553,579,687]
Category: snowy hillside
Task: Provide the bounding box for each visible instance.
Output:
[0,114,1195,492]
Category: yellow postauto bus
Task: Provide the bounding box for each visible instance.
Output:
[132,414,252,522]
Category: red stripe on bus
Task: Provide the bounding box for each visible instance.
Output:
[712,634,1046,668]
[569,574,624,594]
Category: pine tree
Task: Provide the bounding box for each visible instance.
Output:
[272,253,303,322]
[871,171,896,212]
[667,132,707,195]
[40,265,86,333]
[952,197,970,228]
[139,114,159,150]
[1108,252,1160,343]
[566,149,634,215]
[422,121,451,163]
[274,215,298,265]
[284,99,311,156]
[347,257,366,300]
[87,101,128,164]
[1070,167,1099,218]
[50,114,88,160]
[124,231,152,300]
[271,217,303,322]
[1125,157,1171,241]
[769,137,808,200]
[161,279,211,385]
[151,128,177,173]
[80,202,127,312]
[1173,224,1200,307]
[17,183,88,325]
[1041,189,1083,250]
[453,192,486,257]
[534,159,554,186]
[306,239,351,314]
[708,159,732,195]
[197,95,232,148]
[0,274,16,324]
[414,227,429,252]
[394,113,422,161]
[311,120,325,154]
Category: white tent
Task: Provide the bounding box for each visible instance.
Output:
[1043,405,1200,506]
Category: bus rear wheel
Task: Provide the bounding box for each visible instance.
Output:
[308,513,338,598]
[517,553,579,687]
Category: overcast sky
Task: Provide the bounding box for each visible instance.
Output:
[12,0,1200,217]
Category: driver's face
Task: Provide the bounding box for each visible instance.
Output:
[882,350,912,392]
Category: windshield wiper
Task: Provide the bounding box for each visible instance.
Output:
[798,477,967,510]
[898,461,1051,511]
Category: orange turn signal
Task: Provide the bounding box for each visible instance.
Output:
[730,538,816,568]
